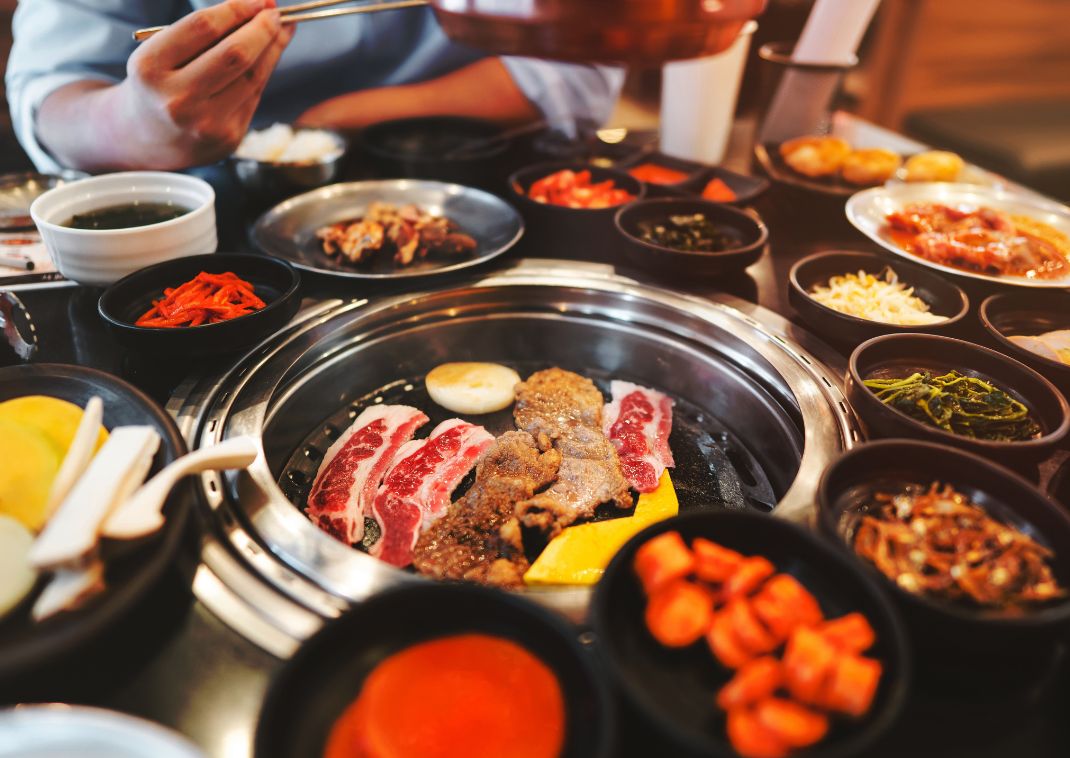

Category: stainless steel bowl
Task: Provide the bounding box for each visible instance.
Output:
[228,128,347,199]
[0,171,87,231]
[169,259,857,655]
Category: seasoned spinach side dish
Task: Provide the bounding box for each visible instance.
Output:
[863,370,1040,441]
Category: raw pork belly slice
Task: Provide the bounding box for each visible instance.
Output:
[306,405,428,545]
[370,419,494,567]
[603,380,675,493]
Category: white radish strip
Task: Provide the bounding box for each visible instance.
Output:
[104,436,259,539]
[30,426,160,570]
[43,396,104,521]
[32,561,105,621]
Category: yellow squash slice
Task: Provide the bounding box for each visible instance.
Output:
[525,470,679,586]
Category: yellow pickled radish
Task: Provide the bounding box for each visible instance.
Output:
[525,470,679,586]
[0,418,62,530]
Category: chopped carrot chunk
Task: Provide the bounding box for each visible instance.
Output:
[634,532,695,595]
[725,599,780,656]
[754,697,829,748]
[782,626,838,705]
[692,538,744,583]
[761,574,824,626]
[723,556,776,599]
[726,707,789,758]
[820,654,883,717]
[644,580,714,647]
[751,591,797,643]
[717,657,782,711]
[819,612,876,654]
[707,609,754,669]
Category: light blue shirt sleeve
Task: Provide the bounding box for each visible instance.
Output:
[6,1,183,172]
[6,1,623,172]
[502,57,624,136]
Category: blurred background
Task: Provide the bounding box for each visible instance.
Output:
[2,0,1068,197]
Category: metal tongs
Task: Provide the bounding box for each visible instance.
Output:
[0,292,37,362]
[134,0,429,42]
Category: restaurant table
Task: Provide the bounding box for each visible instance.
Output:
[5,113,1070,757]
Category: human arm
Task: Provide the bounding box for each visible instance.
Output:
[298,56,623,134]
[7,0,293,172]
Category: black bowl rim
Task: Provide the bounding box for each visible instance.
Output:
[255,582,615,758]
[613,152,707,188]
[0,362,190,682]
[97,252,301,333]
[848,332,1070,450]
[816,438,1070,630]
[591,510,911,758]
[979,291,1070,378]
[789,249,970,332]
[507,160,647,212]
[360,115,510,163]
[612,197,769,259]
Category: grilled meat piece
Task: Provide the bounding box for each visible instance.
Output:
[315,202,477,267]
[412,431,561,587]
[513,368,633,535]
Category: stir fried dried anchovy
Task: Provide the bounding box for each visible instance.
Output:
[863,370,1040,441]
[853,482,1065,610]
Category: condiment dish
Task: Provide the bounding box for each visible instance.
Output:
[789,250,969,348]
[255,583,614,758]
[614,197,767,277]
[817,439,1070,652]
[0,364,190,699]
[29,172,216,287]
[979,291,1070,394]
[98,253,301,356]
[507,161,644,262]
[359,116,514,190]
[591,511,910,758]
[846,333,1070,465]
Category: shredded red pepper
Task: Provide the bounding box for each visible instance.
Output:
[135,271,265,328]
[526,169,636,209]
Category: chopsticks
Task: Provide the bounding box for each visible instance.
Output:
[133,0,429,42]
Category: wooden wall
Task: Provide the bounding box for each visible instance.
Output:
[859,0,1070,128]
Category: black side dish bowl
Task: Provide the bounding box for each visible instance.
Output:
[817,439,1070,651]
[591,511,910,758]
[979,290,1070,394]
[0,363,190,699]
[98,252,301,356]
[846,333,1070,465]
[614,198,768,277]
[507,161,645,262]
[615,151,770,206]
[255,583,614,758]
[789,250,969,348]
[360,116,513,189]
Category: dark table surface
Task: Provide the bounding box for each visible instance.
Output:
[7,118,1070,758]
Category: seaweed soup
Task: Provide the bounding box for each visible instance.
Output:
[64,201,191,230]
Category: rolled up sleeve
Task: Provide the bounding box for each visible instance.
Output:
[501,58,624,135]
[5,0,173,172]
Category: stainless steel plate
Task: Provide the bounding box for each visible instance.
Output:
[0,171,87,230]
[249,179,524,280]
[846,183,1070,288]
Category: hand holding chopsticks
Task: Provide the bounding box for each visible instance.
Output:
[134,0,429,41]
